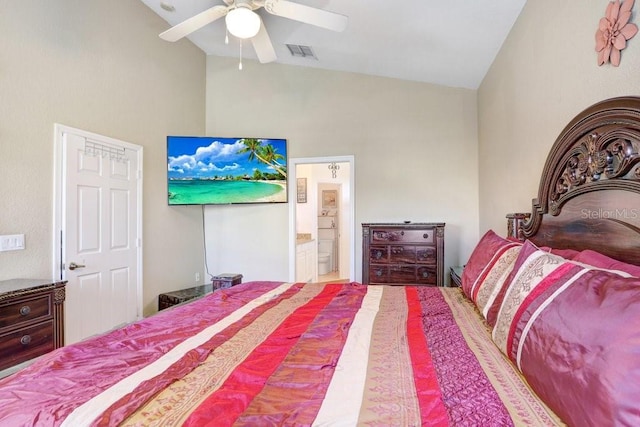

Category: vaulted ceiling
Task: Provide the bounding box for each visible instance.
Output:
[140,0,527,89]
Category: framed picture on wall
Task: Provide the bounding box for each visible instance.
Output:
[322,190,337,209]
[297,178,307,203]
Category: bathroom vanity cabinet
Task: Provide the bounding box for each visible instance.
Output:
[295,239,316,283]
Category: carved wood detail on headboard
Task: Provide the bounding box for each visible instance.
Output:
[519,96,640,265]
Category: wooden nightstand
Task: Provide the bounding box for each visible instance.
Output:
[450,266,463,287]
[0,279,66,373]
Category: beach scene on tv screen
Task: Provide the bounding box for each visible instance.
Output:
[167,136,287,205]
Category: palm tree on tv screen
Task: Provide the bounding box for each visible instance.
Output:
[238,138,287,179]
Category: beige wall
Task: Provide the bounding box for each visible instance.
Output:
[0,1,206,315]
[478,0,640,235]
[204,57,481,283]
[1,1,485,307]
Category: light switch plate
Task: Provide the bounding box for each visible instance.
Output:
[0,234,25,251]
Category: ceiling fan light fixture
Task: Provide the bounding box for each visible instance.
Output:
[225,7,261,39]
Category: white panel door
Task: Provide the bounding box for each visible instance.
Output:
[55,126,142,344]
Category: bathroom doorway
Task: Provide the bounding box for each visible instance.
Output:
[317,183,341,282]
[288,156,355,283]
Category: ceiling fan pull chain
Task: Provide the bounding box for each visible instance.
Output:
[225,27,229,45]
[239,40,243,70]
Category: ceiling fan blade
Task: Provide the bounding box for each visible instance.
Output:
[159,5,228,42]
[251,19,277,63]
[264,0,347,32]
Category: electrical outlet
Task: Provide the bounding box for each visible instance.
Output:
[195,272,201,283]
[0,234,25,252]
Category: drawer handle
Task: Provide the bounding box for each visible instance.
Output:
[375,270,383,277]
[375,251,383,259]
[20,335,32,345]
[422,272,429,278]
[423,233,429,239]
[419,248,435,258]
[400,231,405,236]
[20,305,31,316]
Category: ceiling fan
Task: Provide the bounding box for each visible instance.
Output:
[159,0,348,64]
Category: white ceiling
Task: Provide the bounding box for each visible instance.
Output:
[139,0,527,89]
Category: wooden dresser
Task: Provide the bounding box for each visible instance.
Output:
[362,223,445,286]
[0,279,66,372]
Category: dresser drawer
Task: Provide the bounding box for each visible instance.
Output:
[388,265,419,284]
[369,246,389,263]
[0,321,54,371]
[370,245,438,265]
[391,245,438,264]
[370,264,414,284]
[416,266,437,285]
[369,265,388,283]
[0,294,51,330]
[369,265,437,285]
[370,228,435,244]
[389,245,416,264]
[416,247,437,263]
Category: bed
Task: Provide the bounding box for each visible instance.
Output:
[1,96,639,426]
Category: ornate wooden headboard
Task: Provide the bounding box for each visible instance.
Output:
[512,96,640,265]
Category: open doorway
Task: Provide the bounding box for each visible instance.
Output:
[288,156,355,283]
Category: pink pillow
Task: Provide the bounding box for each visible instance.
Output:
[541,247,580,259]
[491,240,640,426]
[461,230,521,307]
[573,249,640,277]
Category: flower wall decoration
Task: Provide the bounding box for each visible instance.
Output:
[596,0,638,66]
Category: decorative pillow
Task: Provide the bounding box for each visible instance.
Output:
[482,240,537,328]
[490,240,640,426]
[491,240,573,358]
[474,245,521,319]
[485,242,633,328]
[573,249,640,277]
[461,230,522,308]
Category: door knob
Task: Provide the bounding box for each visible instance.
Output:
[68,262,86,270]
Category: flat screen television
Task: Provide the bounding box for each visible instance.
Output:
[167,136,288,205]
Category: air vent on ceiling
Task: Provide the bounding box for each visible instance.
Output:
[286,44,317,60]
[160,2,175,12]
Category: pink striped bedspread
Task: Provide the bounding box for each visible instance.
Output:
[0,282,563,426]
